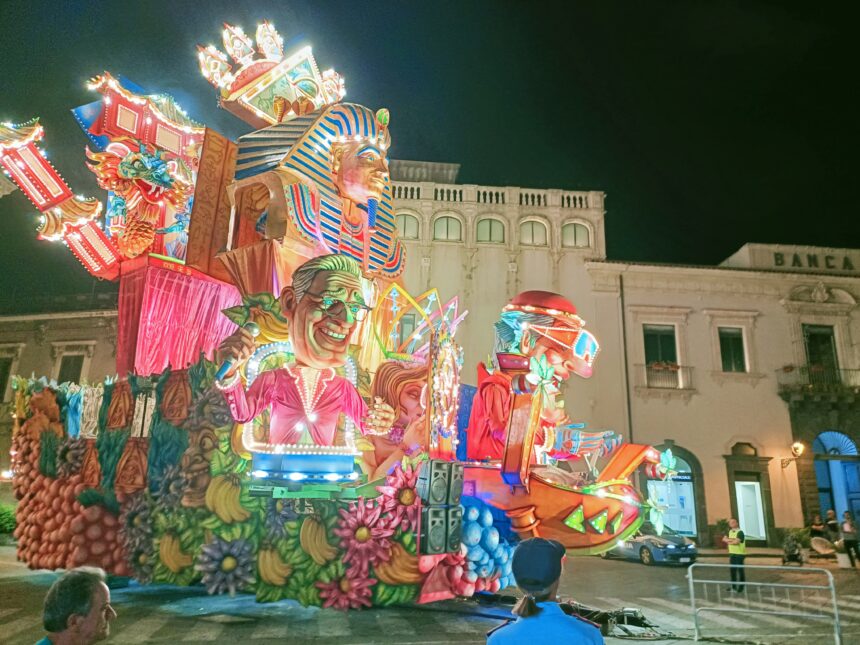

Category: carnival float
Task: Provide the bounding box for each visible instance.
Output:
[0,20,676,608]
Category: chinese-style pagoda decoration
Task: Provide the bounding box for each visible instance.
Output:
[0,119,120,279]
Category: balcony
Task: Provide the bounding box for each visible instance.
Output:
[633,364,697,402]
[776,365,860,401]
[390,181,599,210]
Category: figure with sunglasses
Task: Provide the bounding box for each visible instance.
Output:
[466,290,598,462]
[216,253,394,446]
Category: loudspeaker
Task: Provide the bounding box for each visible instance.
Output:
[446,506,463,553]
[448,462,464,506]
[420,506,447,554]
[417,460,451,506]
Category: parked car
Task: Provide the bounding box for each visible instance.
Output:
[600,522,697,565]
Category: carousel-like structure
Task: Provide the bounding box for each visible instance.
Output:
[0,20,676,608]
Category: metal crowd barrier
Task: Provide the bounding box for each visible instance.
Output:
[686,563,841,644]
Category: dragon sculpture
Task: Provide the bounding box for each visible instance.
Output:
[86,141,192,258]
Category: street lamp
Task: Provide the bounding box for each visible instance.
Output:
[781,441,805,469]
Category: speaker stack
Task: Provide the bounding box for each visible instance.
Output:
[417,460,464,555]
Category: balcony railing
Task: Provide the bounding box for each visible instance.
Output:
[776,366,860,395]
[634,364,695,390]
[391,181,597,210]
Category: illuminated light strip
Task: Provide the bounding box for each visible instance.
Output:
[244,344,359,452]
[0,123,44,153]
[17,147,64,197]
[79,219,117,265]
[89,76,205,135]
[241,424,360,456]
[65,234,99,271]
[3,158,46,206]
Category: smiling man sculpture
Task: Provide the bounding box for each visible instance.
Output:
[216,253,394,448]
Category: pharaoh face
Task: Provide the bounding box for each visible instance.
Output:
[331,140,389,206]
[281,269,367,369]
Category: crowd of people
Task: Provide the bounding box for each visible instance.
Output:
[811,509,860,566]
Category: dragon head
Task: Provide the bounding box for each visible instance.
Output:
[118,146,174,194]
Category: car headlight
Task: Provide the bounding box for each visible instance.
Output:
[666,544,676,549]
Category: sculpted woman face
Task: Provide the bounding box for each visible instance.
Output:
[371,361,428,428]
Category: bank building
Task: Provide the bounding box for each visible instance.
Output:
[2,159,858,547]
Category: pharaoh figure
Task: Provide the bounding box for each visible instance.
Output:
[227,103,404,284]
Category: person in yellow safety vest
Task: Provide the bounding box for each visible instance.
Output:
[722,518,746,592]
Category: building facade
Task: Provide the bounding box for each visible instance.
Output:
[0,297,119,478]
[390,162,859,546]
[2,161,858,548]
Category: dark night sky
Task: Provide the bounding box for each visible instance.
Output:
[1,1,857,306]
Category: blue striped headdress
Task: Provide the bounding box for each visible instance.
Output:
[235,103,403,278]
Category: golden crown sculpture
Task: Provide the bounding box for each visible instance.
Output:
[197,21,346,128]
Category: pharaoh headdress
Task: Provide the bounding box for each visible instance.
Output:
[234,103,404,278]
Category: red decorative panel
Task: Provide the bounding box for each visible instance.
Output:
[0,142,72,210]
[64,221,121,280]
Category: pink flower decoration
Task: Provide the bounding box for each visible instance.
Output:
[333,500,394,575]
[376,463,420,532]
[316,567,376,610]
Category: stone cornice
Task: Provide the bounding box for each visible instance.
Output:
[586,261,860,298]
[634,386,697,404]
[710,371,767,387]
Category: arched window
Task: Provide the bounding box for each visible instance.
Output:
[520,220,548,246]
[476,217,505,244]
[433,216,462,241]
[814,431,858,456]
[562,222,590,248]
[395,213,420,240]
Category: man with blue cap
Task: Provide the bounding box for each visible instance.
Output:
[488,537,604,644]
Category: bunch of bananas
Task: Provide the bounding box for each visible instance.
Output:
[205,474,250,524]
[159,533,192,573]
[258,547,293,586]
[373,542,424,585]
[373,581,418,606]
[299,516,338,565]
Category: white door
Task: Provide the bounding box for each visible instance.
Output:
[647,478,697,537]
[734,481,766,540]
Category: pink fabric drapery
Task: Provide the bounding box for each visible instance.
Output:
[117,257,240,375]
[217,238,314,297]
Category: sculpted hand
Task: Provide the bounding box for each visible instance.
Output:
[362,397,396,436]
[402,416,426,446]
[215,327,256,379]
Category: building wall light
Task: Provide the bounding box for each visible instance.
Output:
[781,442,805,468]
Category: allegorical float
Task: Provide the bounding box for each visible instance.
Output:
[1,19,676,608]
